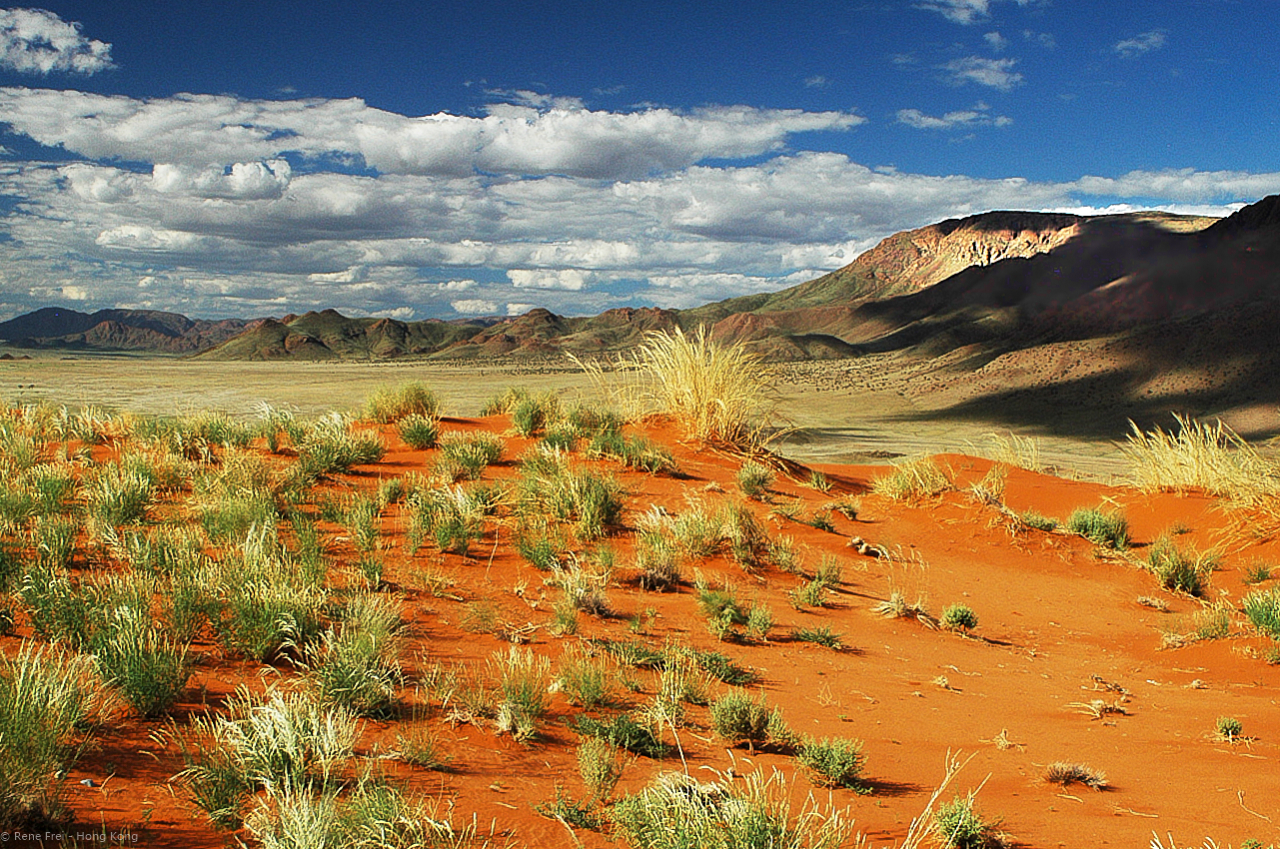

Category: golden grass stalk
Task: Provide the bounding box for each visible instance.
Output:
[1122,415,1280,505]
[575,326,774,450]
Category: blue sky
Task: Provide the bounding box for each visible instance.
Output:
[0,1,1276,321]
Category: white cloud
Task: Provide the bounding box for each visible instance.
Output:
[370,306,416,319]
[506,302,536,316]
[152,160,292,200]
[915,0,1035,24]
[942,56,1024,90]
[451,298,498,314]
[803,75,830,88]
[0,88,863,179]
[508,268,594,290]
[0,8,113,75]
[1114,30,1168,58]
[915,0,991,24]
[0,84,1277,321]
[897,104,1012,130]
[984,31,1008,51]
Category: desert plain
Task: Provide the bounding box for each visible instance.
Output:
[0,351,1278,849]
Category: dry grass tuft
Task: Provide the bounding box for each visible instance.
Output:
[577,326,774,450]
[1123,415,1280,505]
[1043,761,1108,790]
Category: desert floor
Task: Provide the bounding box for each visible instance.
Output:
[1,355,1277,848]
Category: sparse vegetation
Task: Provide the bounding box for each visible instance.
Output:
[796,736,865,789]
[1066,506,1130,550]
[941,603,978,631]
[363,381,439,423]
[873,456,951,501]
[1148,537,1216,596]
[1043,761,1107,790]
[934,796,1002,849]
[1215,715,1243,742]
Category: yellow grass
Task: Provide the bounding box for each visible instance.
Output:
[578,326,774,450]
[1122,415,1280,508]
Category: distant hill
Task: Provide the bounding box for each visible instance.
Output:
[0,307,253,354]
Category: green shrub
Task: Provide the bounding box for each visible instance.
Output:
[1243,561,1274,585]
[1018,510,1057,532]
[797,736,865,788]
[736,461,774,500]
[1243,586,1280,637]
[587,430,678,474]
[573,714,668,759]
[934,797,1001,849]
[941,603,978,631]
[791,626,844,650]
[1215,715,1243,742]
[709,691,775,749]
[363,382,439,423]
[396,414,439,450]
[1148,537,1215,596]
[1066,506,1129,550]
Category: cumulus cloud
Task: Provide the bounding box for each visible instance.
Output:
[0,84,1276,321]
[152,160,292,200]
[1114,29,1167,58]
[506,302,536,316]
[451,298,498,314]
[897,104,1012,129]
[0,88,863,179]
[0,8,113,75]
[984,31,1008,51]
[942,56,1023,90]
[508,268,594,290]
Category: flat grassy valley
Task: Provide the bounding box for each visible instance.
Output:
[1,340,1279,849]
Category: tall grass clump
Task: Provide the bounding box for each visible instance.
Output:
[872,456,951,501]
[174,686,358,829]
[91,602,190,718]
[308,594,403,717]
[0,642,102,827]
[599,326,772,450]
[1122,414,1280,504]
[1066,506,1129,550]
[396,413,439,450]
[611,768,855,849]
[1242,586,1280,638]
[363,382,440,423]
[489,646,553,743]
[212,527,327,661]
[407,485,486,556]
[295,414,386,481]
[84,460,155,529]
[437,431,503,481]
[1147,537,1216,596]
[511,392,560,437]
[797,736,866,789]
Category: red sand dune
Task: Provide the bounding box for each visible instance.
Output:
[8,417,1280,848]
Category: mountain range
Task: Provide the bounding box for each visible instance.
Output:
[3,195,1279,431]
